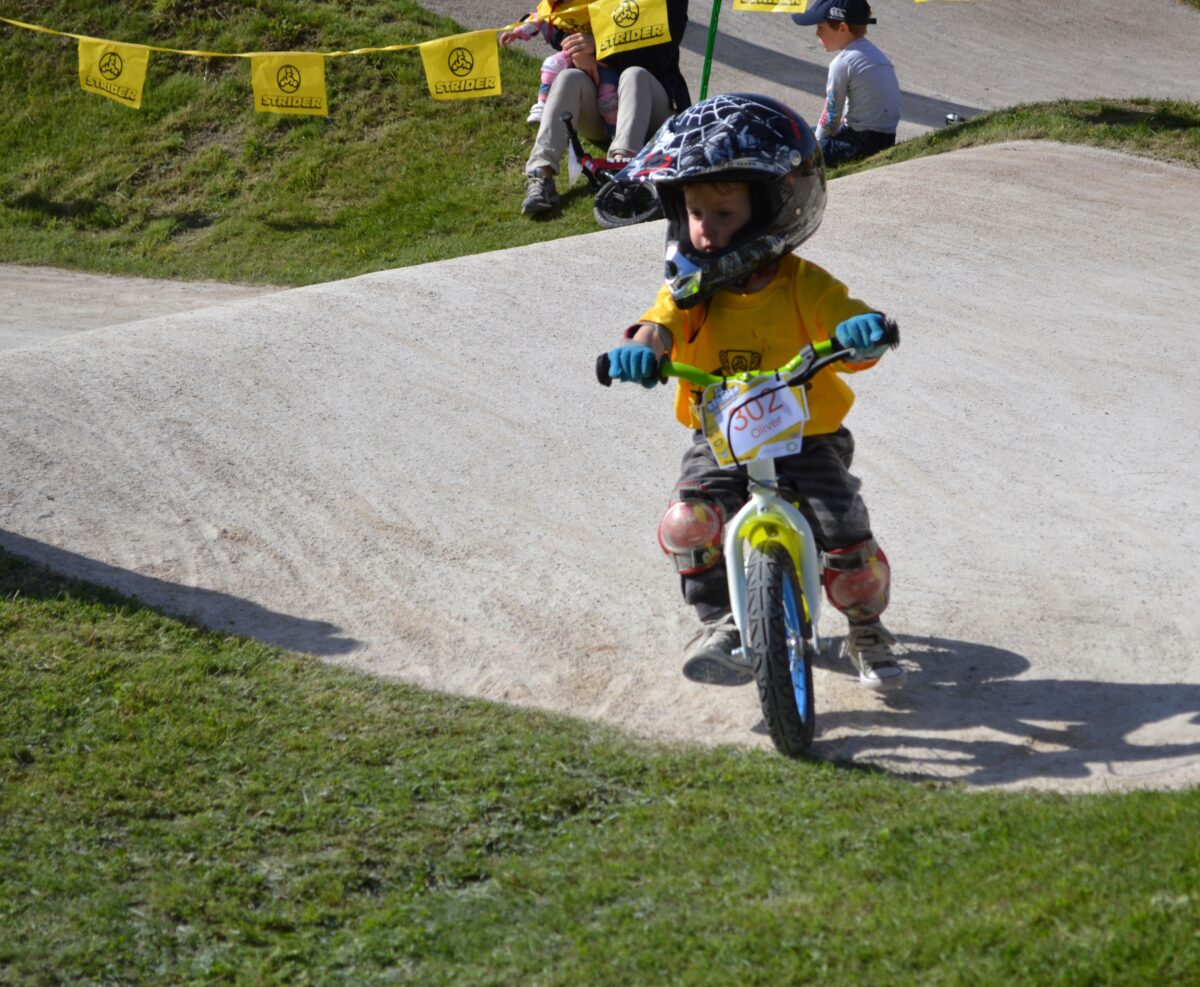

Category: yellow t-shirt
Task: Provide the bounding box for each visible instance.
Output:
[538,0,590,33]
[638,253,875,433]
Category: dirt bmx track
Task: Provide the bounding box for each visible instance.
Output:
[2,2,1199,791]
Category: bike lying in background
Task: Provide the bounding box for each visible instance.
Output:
[597,321,900,757]
[560,111,663,229]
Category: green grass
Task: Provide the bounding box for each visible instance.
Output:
[1,3,1198,286]
[4,551,1200,985]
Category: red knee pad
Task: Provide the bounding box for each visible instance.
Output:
[822,537,890,622]
[658,482,725,575]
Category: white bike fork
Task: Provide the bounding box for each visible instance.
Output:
[724,459,824,656]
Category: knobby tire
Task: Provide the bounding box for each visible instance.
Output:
[746,542,816,757]
[593,180,663,229]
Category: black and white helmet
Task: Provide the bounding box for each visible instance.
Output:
[618,93,826,308]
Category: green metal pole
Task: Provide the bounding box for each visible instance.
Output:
[698,1,722,100]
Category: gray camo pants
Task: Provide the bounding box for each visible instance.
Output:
[676,428,874,621]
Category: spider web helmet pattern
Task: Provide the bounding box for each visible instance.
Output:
[619,93,827,308]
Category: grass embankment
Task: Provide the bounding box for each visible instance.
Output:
[846,97,1200,176]
[0,0,595,285]
[4,553,1200,984]
[1,3,1198,285]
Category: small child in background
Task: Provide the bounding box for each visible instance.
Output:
[501,1,619,127]
[791,0,900,166]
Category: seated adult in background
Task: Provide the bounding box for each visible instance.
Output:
[792,0,900,166]
[520,0,691,217]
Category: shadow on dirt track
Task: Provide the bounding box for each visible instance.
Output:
[11,525,1199,792]
[803,636,1200,789]
[1,532,360,659]
[677,30,982,128]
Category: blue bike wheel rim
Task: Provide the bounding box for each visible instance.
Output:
[781,574,809,717]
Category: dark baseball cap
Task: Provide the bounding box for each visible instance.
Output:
[791,0,877,26]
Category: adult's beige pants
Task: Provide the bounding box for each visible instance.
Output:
[525,66,672,176]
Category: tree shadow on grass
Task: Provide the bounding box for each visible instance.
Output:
[262,216,337,232]
[1072,103,1200,131]
[804,634,1200,788]
[10,191,99,220]
[0,531,358,658]
[9,192,213,233]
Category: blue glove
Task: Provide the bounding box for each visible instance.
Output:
[607,343,661,388]
[835,313,889,362]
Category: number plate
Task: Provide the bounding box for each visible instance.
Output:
[699,376,810,467]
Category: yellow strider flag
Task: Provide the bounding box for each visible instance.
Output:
[590,0,671,59]
[419,31,501,101]
[78,39,150,109]
[250,53,328,116]
[732,0,810,12]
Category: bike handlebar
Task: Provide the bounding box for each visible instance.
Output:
[595,317,900,388]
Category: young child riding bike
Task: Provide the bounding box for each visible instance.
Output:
[603,93,906,690]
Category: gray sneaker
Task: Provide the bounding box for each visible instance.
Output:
[843,621,906,690]
[681,612,752,685]
[521,173,559,215]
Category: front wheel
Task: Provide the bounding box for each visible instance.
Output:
[746,542,816,757]
[593,179,663,229]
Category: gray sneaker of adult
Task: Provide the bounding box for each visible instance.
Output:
[521,173,559,215]
[681,612,752,686]
[843,621,906,691]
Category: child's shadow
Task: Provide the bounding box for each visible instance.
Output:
[764,634,1200,788]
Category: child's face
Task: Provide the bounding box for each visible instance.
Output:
[815,20,853,53]
[684,182,753,254]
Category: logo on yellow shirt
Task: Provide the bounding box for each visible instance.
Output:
[719,350,762,375]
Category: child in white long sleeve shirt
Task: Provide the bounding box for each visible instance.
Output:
[792,0,900,165]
